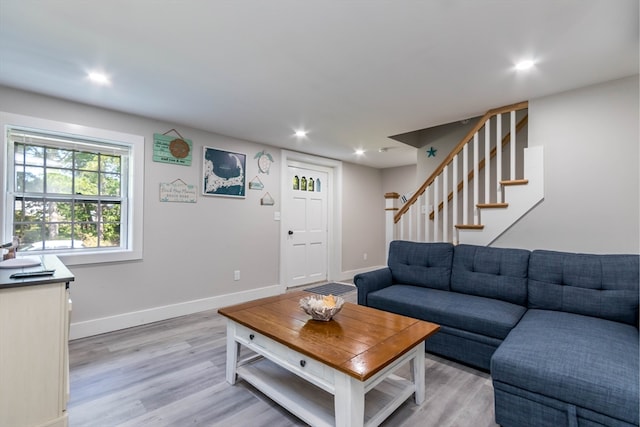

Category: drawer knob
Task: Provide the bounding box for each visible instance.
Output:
[300,360,306,367]
[249,334,255,340]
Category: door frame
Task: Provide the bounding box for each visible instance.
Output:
[279,150,342,290]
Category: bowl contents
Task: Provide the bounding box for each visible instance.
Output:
[299,294,344,321]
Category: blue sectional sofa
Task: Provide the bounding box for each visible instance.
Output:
[354,241,639,427]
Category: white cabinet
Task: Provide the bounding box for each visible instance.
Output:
[0,256,73,427]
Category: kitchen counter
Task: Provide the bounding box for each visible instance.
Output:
[0,254,74,289]
[0,254,74,427]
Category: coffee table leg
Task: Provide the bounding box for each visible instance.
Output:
[225,321,239,385]
[411,344,426,404]
[334,373,365,427]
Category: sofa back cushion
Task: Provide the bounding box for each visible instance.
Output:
[388,241,453,290]
[528,250,639,325]
[450,244,530,305]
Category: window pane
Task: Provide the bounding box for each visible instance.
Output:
[46,168,73,194]
[75,222,98,245]
[101,202,120,220]
[15,166,25,192]
[46,200,73,222]
[16,199,44,222]
[75,152,98,170]
[46,147,73,169]
[14,144,25,165]
[13,198,25,222]
[75,202,97,222]
[15,223,44,250]
[24,145,44,166]
[24,166,44,193]
[100,224,120,247]
[51,223,73,239]
[75,171,99,195]
[44,223,73,241]
[101,173,121,196]
[101,155,121,173]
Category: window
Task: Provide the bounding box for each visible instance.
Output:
[1,113,144,265]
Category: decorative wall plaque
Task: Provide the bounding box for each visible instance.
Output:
[153,129,193,165]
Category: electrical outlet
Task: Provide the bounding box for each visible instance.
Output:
[363,253,368,261]
[234,270,240,281]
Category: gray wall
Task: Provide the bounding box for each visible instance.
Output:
[342,163,386,271]
[416,121,476,183]
[381,164,417,197]
[494,75,639,253]
[0,86,387,337]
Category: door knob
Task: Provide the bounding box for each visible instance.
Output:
[288,230,294,235]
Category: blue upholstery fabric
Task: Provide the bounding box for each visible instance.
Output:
[353,267,392,306]
[387,241,453,290]
[528,250,639,325]
[451,244,530,305]
[356,242,640,426]
[491,309,639,426]
[425,326,502,371]
[493,382,637,427]
[367,285,526,340]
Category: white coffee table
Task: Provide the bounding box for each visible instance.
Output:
[219,292,440,427]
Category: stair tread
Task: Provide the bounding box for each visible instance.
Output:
[455,224,485,230]
[500,179,529,186]
[477,203,508,208]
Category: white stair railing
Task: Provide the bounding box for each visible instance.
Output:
[386,102,529,251]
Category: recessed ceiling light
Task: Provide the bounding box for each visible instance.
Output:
[294,130,308,138]
[515,60,535,71]
[354,149,365,156]
[88,72,111,85]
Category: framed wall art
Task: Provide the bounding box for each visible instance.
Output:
[202,147,246,198]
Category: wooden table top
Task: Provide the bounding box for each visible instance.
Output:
[218,291,440,381]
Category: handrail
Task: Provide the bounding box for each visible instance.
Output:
[428,114,529,219]
[394,100,528,223]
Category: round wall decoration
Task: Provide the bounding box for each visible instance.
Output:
[169,138,190,159]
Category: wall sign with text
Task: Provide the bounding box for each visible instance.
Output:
[153,133,193,165]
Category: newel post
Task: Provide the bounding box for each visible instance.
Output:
[384,192,399,263]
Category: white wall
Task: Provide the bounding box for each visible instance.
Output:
[0,86,387,338]
[494,75,639,253]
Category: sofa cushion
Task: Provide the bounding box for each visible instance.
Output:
[388,241,453,290]
[528,250,639,325]
[450,244,530,305]
[367,284,526,340]
[491,309,640,426]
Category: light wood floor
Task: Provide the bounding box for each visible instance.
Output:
[68,287,499,427]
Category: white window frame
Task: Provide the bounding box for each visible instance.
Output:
[1,112,144,265]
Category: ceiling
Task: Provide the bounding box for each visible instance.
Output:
[0,1,637,169]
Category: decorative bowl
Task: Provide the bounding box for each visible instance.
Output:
[299,294,345,321]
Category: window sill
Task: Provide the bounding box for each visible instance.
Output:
[26,248,143,266]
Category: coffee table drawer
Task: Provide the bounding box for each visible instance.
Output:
[234,323,333,387]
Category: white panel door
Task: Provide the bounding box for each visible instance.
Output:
[285,165,328,287]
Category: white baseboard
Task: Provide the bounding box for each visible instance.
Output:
[69,284,283,340]
[338,265,386,282]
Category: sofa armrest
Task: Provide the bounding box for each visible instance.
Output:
[354,268,393,306]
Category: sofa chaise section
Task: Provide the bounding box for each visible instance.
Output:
[491,250,640,427]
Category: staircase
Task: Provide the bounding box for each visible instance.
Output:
[385,101,543,249]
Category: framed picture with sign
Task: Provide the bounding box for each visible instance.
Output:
[202,147,246,198]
